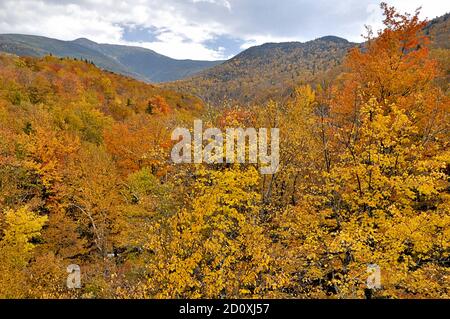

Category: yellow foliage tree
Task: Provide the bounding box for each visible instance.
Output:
[0,206,48,298]
[277,98,449,298]
[145,166,279,298]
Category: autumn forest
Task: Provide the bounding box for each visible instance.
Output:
[0,3,449,299]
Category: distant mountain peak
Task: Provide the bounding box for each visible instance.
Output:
[314,35,349,43]
[73,37,97,45]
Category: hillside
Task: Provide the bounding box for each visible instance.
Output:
[424,13,450,49]
[0,34,223,82]
[164,36,356,105]
[165,14,450,106]
[424,13,450,93]
[0,53,204,124]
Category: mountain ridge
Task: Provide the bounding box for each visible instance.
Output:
[0,13,447,96]
[163,36,357,104]
[163,15,449,105]
[0,34,223,82]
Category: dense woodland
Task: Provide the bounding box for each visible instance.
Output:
[0,4,449,298]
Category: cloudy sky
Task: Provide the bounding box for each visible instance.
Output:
[0,0,448,60]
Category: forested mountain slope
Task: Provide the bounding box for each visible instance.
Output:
[165,36,356,105]
[0,34,223,82]
[165,13,449,106]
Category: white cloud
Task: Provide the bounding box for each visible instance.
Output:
[0,0,448,60]
[131,39,227,60]
[192,0,231,11]
[239,35,302,50]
